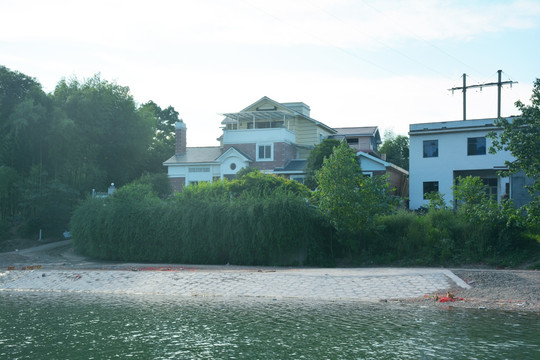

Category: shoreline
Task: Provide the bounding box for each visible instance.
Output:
[1,241,539,311]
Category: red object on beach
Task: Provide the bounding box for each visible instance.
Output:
[438,296,464,303]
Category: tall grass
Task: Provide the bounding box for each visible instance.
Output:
[71,183,333,266]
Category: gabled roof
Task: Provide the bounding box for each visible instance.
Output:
[221,96,336,134]
[215,146,253,162]
[240,96,294,113]
[163,147,223,165]
[355,150,408,175]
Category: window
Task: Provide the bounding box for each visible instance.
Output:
[483,178,497,199]
[247,121,284,129]
[230,163,236,170]
[188,167,210,173]
[423,140,438,158]
[257,144,272,160]
[468,137,486,156]
[423,181,439,199]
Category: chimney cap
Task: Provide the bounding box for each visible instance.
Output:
[175,120,186,129]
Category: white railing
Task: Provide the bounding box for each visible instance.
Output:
[222,128,296,144]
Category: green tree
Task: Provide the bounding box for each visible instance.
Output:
[227,170,309,198]
[18,166,79,236]
[304,139,341,189]
[0,65,54,175]
[52,75,153,191]
[314,141,395,251]
[235,166,259,178]
[0,66,69,227]
[490,78,540,222]
[379,131,409,170]
[138,100,180,173]
[132,172,172,199]
[0,166,19,220]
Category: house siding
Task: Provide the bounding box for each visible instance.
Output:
[296,118,317,147]
[409,119,513,209]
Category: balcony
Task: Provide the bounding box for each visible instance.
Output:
[222,127,296,145]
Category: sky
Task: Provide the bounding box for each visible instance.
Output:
[1,0,539,147]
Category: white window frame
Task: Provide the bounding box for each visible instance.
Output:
[257,143,273,161]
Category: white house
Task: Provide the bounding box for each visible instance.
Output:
[164,96,408,193]
[408,117,520,209]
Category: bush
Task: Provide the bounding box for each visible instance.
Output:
[70,180,333,266]
[133,172,173,199]
[362,199,538,266]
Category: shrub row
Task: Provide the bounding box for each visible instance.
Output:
[70,184,334,266]
[358,208,537,266]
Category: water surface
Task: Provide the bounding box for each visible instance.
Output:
[1,293,538,359]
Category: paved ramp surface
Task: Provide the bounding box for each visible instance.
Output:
[1,267,469,301]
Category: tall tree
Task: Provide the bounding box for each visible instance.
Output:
[379,131,409,170]
[138,100,179,173]
[0,65,53,174]
[304,139,341,189]
[53,75,153,191]
[490,78,540,217]
[314,141,394,251]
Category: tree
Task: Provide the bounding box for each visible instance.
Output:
[0,65,54,175]
[0,166,19,220]
[138,100,180,173]
[490,78,540,221]
[227,170,310,198]
[314,141,395,251]
[379,131,409,170]
[0,66,67,226]
[304,139,340,189]
[53,75,153,190]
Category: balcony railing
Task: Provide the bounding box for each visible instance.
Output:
[222,128,296,144]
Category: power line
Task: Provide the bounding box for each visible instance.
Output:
[448,70,518,120]
[240,0,401,76]
[358,0,485,77]
[313,4,455,81]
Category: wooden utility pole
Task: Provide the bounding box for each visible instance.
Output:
[448,70,517,120]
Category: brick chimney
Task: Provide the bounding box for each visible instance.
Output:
[175,120,187,154]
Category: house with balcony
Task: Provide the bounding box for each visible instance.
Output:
[163,96,408,193]
[408,117,532,209]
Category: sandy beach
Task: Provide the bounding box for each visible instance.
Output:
[1,240,539,311]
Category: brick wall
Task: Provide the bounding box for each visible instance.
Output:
[170,177,186,192]
[223,142,297,171]
[175,123,187,154]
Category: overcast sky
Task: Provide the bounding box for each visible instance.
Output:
[2,0,539,146]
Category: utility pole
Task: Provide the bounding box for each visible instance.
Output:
[448,70,517,120]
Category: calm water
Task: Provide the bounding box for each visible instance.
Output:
[1,292,539,359]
